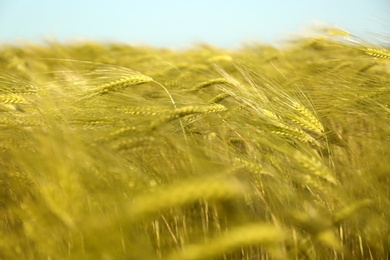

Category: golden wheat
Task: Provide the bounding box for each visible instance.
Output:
[0,30,389,259]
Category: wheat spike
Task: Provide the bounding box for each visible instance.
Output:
[234,158,273,177]
[98,75,153,94]
[168,223,284,260]
[110,136,157,151]
[261,109,281,122]
[128,177,246,219]
[272,125,321,147]
[325,28,351,37]
[207,55,233,63]
[108,126,137,138]
[293,151,337,185]
[208,92,231,103]
[122,106,168,116]
[193,78,231,90]
[150,104,226,129]
[291,102,324,136]
[332,199,373,224]
[0,94,28,104]
[364,47,390,59]
[0,103,24,112]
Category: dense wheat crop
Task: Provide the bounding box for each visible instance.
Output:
[0,29,389,259]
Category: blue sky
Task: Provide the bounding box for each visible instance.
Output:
[0,0,388,48]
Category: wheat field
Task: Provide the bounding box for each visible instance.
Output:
[0,29,389,259]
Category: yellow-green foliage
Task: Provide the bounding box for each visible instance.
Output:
[0,30,389,259]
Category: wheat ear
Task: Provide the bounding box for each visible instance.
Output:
[291,102,324,136]
[193,78,231,90]
[122,106,168,116]
[0,94,28,104]
[272,125,321,147]
[98,75,153,94]
[110,136,156,151]
[332,199,373,224]
[150,104,227,129]
[208,92,231,103]
[234,158,274,177]
[293,151,337,185]
[168,223,284,260]
[364,47,390,59]
[128,177,246,220]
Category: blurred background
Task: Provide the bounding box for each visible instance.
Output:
[0,0,389,48]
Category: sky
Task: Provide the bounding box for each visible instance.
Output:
[0,0,389,48]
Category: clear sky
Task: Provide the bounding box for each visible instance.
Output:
[0,0,388,48]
